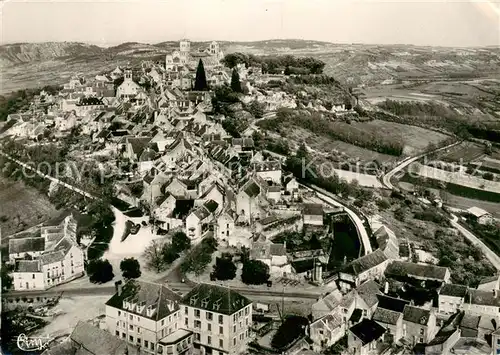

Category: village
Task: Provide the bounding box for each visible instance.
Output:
[1,38,500,355]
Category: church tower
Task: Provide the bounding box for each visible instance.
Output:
[180,39,191,64]
[209,41,219,56]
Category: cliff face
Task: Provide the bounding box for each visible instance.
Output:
[0,42,104,65]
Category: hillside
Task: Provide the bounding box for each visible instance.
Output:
[1,40,499,94]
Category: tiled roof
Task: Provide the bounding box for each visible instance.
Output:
[349,318,386,345]
[341,249,388,276]
[386,261,449,281]
[311,312,343,332]
[69,321,137,355]
[374,225,399,260]
[181,283,251,315]
[40,250,66,265]
[402,305,431,325]
[373,307,401,325]
[15,260,41,272]
[127,137,152,156]
[244,182,261,198]
[106,280,181,321]
[467,289,500,307]
[193,206,211,220]
[9,237,45,255]
[460,313,480,331]
[203,200,219,213]
[356,280,381,308]
[440,284,468,298]
[270,243,286,256]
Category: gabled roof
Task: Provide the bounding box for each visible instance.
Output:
[181,283,251,316]
[373,307,402,325]
[467,206,491,218]
[310,312,343,332]
[127,137,152,156]
[106,280,181,321]
[377,294,410,313]
[193,206,211,220]
[356,280,381,308]
[440,284,468,298]
[15,260,41,273]
[303,203,323,216]
[466,289,500,307]
[341,249,388,277]
[349,318,386,345]
[69,321,134,355]
[403,305,431,326]
[9,237,46,255]
[40,250,66,265]
[386,261,449,281]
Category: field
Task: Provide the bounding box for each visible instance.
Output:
[362,120,450,155]
[438,141,485,162]
[0,177,58,237]
[288,127,399,164]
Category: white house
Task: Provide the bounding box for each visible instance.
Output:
[116,70,142,99]
[185,205,213,240]
[467,207,493,225]
[251,160,282,184]
[303,204,324,226]
[217,211,235,241]
[438,284,468,315]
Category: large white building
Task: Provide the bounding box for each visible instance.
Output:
[105,280,194,355]
[180,283,253,355]
[10,215,85,291]
[165,40,224,71]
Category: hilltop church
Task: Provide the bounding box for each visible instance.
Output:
[165,39,224,70]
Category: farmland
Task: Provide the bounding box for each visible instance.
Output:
[361,120,451,155]
[437,141,485,162]
[0,176,58,236]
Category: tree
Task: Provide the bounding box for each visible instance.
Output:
[87,259,114,283]
[284,66,291,76]
[194,59,209,91]
[162,243,180,265]
[172,231,191,252]
[483,172,494,181]
[213,256,237,280]
[247,100,265,118]
[271,316,309,350]
[120,257,141,279]
[1,263,13,292]
[241,260,270,285]
[230,68,242,93]
[144,240,165,272]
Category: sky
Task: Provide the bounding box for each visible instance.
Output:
[1,0,499,47]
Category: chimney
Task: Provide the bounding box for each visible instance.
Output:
[384,281,389,294]
[115,280,123,296]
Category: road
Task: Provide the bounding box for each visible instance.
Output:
[450,215,500,270]
[381,141,462,190]
[380,141,500,271]
[303,184,373,255]
[4,282,322,300]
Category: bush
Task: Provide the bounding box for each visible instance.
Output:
[483,172,494,181]
[87,259,114,283]
[181,237,218,276]
[213,256,237,280]
[241,260,270,285]
[376,199,391,210]
[162,243,180,265]
[271,315,309,350]
[120,257,141,279]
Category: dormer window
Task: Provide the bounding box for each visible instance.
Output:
[190,295,198,306]
[201,297,209,308]
[213,299,222,311]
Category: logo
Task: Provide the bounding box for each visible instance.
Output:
[17,333,54,352]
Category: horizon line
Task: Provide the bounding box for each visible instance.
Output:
[1,38,499,50]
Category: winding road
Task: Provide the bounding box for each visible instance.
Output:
[380,141,500,271]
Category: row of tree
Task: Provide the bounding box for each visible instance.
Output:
[221,53,325,74]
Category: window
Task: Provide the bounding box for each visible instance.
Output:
[219,315,223,324]
[219,339,224,348]
[194,320,201,328]
[129,314,133,320]
[363,309,367,317]
[419,338,424,343]
[137,338,141,345]
[129,324,133,330]
[208,336,212,345]
[118,311,121,316]
[145,340,149,348]
[233,337,236,346]
[246,318,249,326]
[32,274,35,279]
[162,319,165,326]
[185,318,188,326]
[122,332,125,339]
[195,309,200,318]
[208,323,212,332]
[150,342,155,351]
[219,326,223,335]
[138,327,141,334]
[245,307,249,316]
[195,333,201,341]
[115,330,120,336]
[207,312,213,321]
[420,328,425,335]
[233,325,236,333]
[129,335,134,342]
